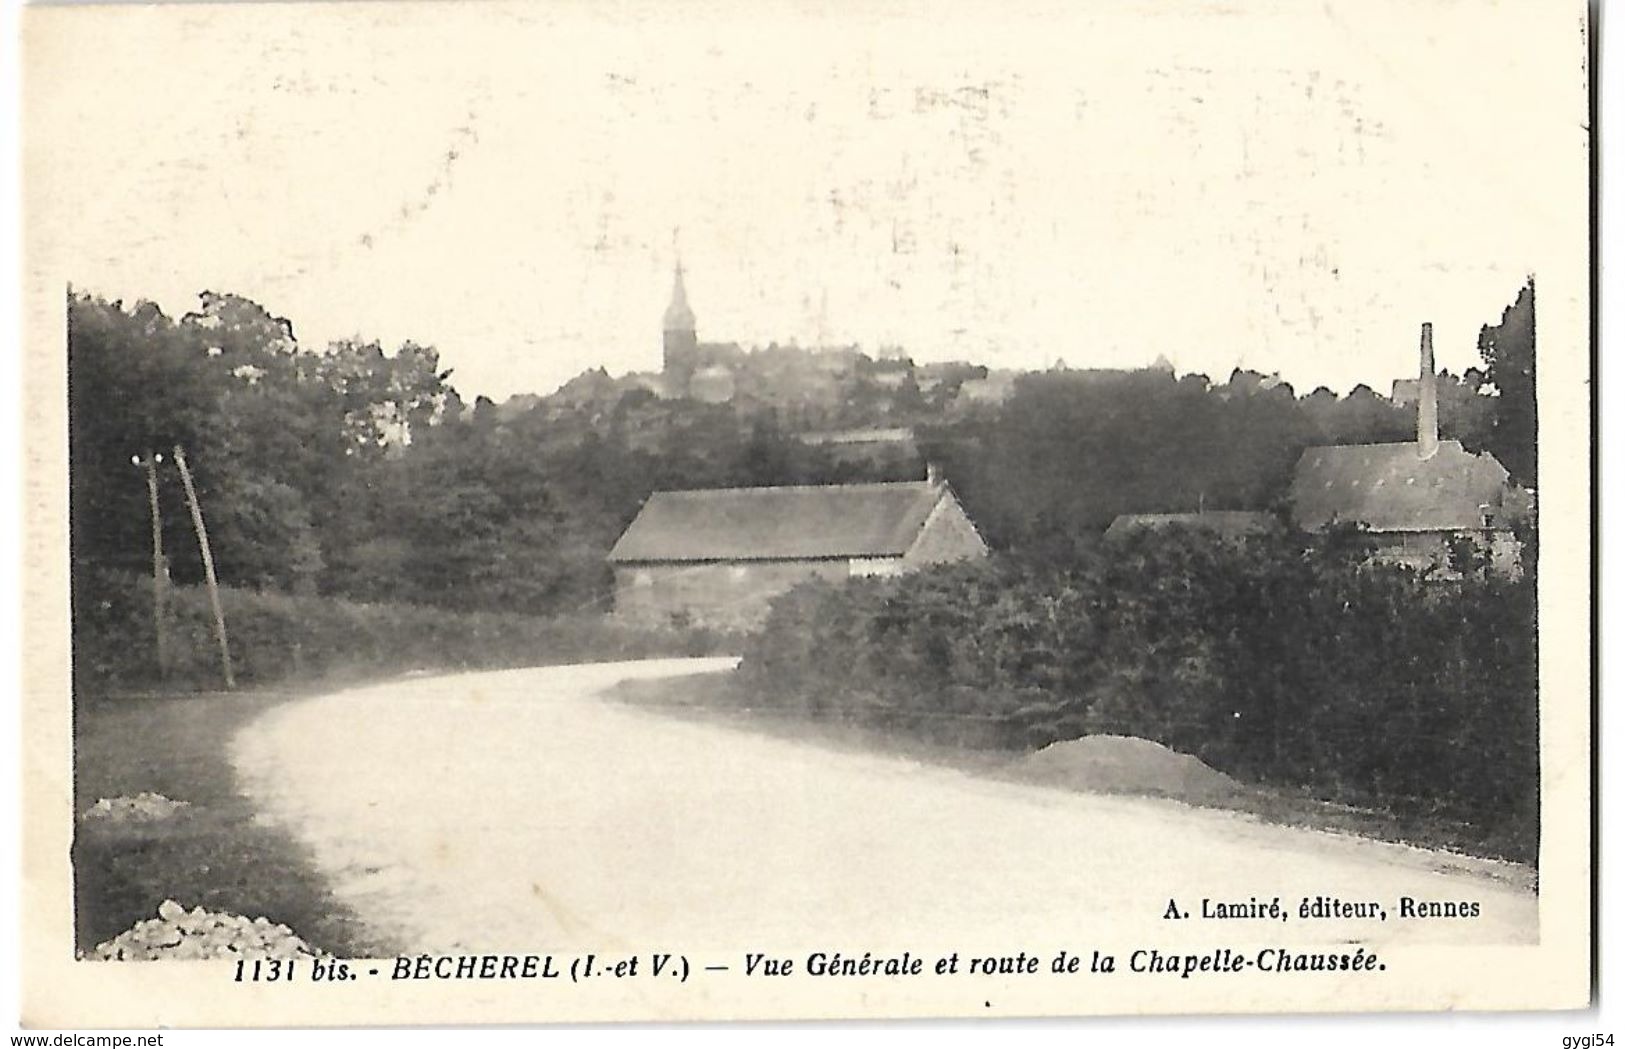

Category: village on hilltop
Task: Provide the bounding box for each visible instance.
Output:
[580,264,1534,629]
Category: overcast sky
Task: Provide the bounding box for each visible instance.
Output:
[28,0,1584,401]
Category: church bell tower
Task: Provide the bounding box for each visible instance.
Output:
[662,261,698,394]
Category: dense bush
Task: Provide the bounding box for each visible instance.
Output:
[738,527,1538,854]
[74,570,730,696]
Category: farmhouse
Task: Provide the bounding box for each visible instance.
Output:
[608,471,989,629]
[1289,323,1529,576]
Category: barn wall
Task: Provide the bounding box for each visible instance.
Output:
[904,495,989,566]
[1368,528,1523,579]
[613,559,852,631]
[1368,531,1451,574]
[1485,530,1524,578]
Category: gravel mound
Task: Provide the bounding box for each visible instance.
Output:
[1014,735,1247,805]
[79,792,191,824]
[92,900,322,961]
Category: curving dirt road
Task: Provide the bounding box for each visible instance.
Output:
[230,658,1537,955]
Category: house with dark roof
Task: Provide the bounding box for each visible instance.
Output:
[607,470,988,628]
[1289,323,1528,576]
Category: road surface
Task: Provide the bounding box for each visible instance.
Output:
[231,659,1537,955]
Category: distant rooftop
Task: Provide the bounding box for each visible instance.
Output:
[798,427,915,446]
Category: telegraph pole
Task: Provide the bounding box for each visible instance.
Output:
[135,452,170,678]
[173,444,235,690]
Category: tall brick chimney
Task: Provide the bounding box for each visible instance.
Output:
[1417,322,1439,460]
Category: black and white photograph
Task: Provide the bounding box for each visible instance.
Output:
[15,0,1595,1030]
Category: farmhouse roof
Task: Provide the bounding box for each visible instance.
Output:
[609,481,951,563]
[1103,511,1276,542]
[1289,440,1512,533]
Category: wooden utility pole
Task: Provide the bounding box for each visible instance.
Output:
[140,453,170,678]
[173,445,235,690]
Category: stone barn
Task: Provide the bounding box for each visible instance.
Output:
[1289,322,1529,577]
[608,474,989,629]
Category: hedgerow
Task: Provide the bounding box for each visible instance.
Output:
[738,525,1538,856]
[74,569,729,695]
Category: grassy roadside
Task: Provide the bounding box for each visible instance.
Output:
[606,671,1538,885]
[72,676,400,958]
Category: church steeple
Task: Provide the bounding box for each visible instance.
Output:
[664,261,696,333]
[662,259,699,392]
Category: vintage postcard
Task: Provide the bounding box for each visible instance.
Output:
[18,0,1593,1029]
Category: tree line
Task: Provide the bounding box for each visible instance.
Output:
[924,283,1534,556]
[68,279,1535,618]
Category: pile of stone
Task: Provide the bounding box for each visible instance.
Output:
[92,900,322,961]
[79,792,191,825]
[1014,734,1249,806]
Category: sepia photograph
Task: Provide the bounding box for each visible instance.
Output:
[16,0,1594,1030]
